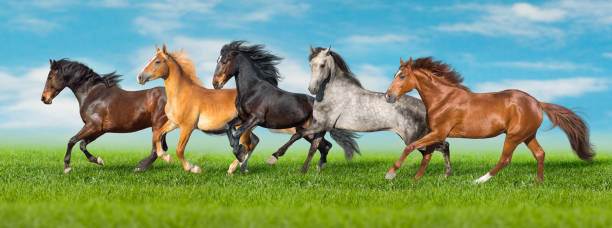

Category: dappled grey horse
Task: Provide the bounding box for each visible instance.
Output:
[273,46,452,179]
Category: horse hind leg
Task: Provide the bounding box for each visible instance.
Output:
[473,136,520,184]
[525,136,545,183]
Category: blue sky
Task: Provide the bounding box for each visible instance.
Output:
[1,0,611,150]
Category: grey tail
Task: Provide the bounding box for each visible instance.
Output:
[329,129,361,160]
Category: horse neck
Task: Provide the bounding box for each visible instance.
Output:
[163,60,199,103]
[67,79,105,108]
[235,59,267,98]
[330,69,363,92]
[413,70,465,110]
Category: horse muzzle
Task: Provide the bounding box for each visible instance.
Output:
[41,96,52,104]
[384,93,398,103]
[137,73,151,85]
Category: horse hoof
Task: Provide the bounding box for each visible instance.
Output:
[385,173,396,180]
[300,167,309,173]
[162,154,173,163]
[134,167,143,172]
[234,146,246,162]
[317,163,326,171]
[96,157,104,166]
[241,169,249,174]
[473,173,492,184]
[63,167,72,174]
[190,166,202,174]
[226,172,234,176]
[443,172,453,178]
[266,156,278,164]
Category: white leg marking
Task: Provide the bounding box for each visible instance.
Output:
[473,173,492,184]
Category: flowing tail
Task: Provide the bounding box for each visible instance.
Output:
[330,129,361,160]
[541,103,595,161]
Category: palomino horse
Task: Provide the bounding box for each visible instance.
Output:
[138,44,261,174]
[212,41,360,171]
[275,46,451,176]
[41,59,170,173]
[385,57,594,183]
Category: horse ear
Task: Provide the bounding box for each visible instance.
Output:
[49,59,53,65]
[407,57,413,70]
[324,46,331,56]
[162,44,168,54]
[155,44,160,52]
[400,57,404,65]
[309,45,315,54]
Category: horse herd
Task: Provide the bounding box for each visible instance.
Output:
[41,41,594,183]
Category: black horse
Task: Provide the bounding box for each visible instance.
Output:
[212,41,360,170]
[41,59,169,173]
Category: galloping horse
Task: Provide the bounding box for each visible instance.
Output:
[41,59,170,173]
[275,47,451,177]
[137,44,259,174]
[212,41,360,171]
[385,57,594,183]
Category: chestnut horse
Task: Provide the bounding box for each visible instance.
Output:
[41,59,170,173]
[137,44,260,174]
[385,57,594,183]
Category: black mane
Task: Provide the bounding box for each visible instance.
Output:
[309,47,362,87]
[53,59,122,88]
[222,41,282,86]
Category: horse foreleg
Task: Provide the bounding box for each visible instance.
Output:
[155,120,178,163]
[79,133,104,166]
[176,127,199,173]
[473,136,520,184]
[239,131,259,173]
[231,117,260,162]
[386,132,444,179]
[64,124,101,174]
[414,146,435,180]
[301,133,324,173]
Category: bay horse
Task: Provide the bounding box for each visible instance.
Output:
[41,59,171,173]
[277,46,451,177]
[385,57,594,183]
[137,44,260,174]
[212,41,360,171]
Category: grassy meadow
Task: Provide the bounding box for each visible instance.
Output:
[0,142,610,228]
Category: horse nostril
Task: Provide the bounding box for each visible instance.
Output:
[41,96,45,102]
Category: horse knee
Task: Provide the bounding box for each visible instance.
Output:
[79,141,88,151]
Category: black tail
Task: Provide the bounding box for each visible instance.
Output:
[541,102,595,161]
[200,129,227,135]
[329,129,360,160]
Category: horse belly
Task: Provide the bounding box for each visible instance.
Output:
[196,113,232,131]
[449,117,506,138]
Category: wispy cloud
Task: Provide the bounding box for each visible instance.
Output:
[492,61,598,71]
[603,53,612,59]
[345,34,414,44]
[0,66,81,129]
[475,77,608,102]
[8,16,60,35]
[437,1,612,40]
[436,3,564,39]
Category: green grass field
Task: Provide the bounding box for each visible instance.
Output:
[0,144,610,228]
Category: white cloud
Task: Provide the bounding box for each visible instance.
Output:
[95,0,129,8]
[241,1,310,22]
[438,1,612,39]
[0,66,81,129]
[603,53,612,59]
[9,16,60,35]
[511,3,566,22]
[133,16,184,36]
[345,34,414,44]
[475,77,608,102]
[492,61,596,71]
[353,64,391,92]
[437,3,565,39]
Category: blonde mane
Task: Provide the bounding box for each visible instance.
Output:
[167,50,203,86]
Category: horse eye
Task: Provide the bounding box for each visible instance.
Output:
[155,60,161,64]
[319,64,324,68]
[400,75,406,79]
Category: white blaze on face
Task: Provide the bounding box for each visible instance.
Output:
[394,70,401,78]
[139,53,157,83]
